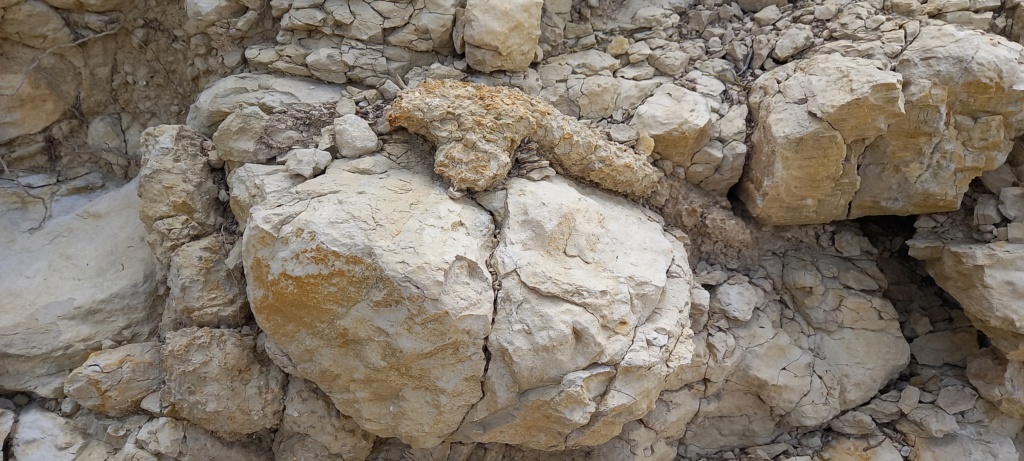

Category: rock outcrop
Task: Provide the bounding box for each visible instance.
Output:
[740,54,905,225]
[6,0,1024,459]
[741,26,1024,225]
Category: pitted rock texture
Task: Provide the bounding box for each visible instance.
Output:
[162,327,286,439]
[742,26,1024,225]
[137,125,221,262]
[244,157,695,450]
[388,79,662,198]
[9,0,1024,459]
[461,0,543,72]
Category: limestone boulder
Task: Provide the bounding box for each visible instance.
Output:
[454,176,694,450]
[138,125,222,262]
[968,349,1024,419]
[63,342,164,416]
[631,84,714,166]
[739,54,905,225]
[462,0,543,72]
[227,164,305,228]
[909,241,1024,359]
[243,157,496,448]
[187,73,345,135]
[162,327,287,439]
[782,253,910,409]
[0,182,161,397]
[853,25,1024,217]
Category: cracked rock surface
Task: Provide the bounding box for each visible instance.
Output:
[8,0,1024,459]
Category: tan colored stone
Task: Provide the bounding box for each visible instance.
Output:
[0,1,72,49]
[0,182,161,397]
[227,164,305,228]
[388,79,661,198]
[138,125,222,262]
[272,377,376,461]
[631,84,713,166]
[63,342,164,416]
[454,176,694,450]
[0,40,80,144]
[166,236,248,328]
[162,327,286,439]
[462,0,542,72]
[739,54,904,226]
[852,25,1024,217]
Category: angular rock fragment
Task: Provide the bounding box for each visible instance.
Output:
[334,114,379,159]
[211,106,274,163]
[138,125,222,261]
[273,377,377,461]
[782,253,910,409]
[136,417,272,460]
[631,84,714,166]
[64,342,164,416]
[187,73,345,135]
[162,327,286,439]
[739,54,905,225]
[227,164,306,228]
[284,148,332,179]
[909,241,1024,359]
[853,25,1024,217]
[388,79,661,198]
[968,349,1024,418]
[0,40,80,144]
[11,404,91,460]
[166,236,248,328]
[462,0,543,72]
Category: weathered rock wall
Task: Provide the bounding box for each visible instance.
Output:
[4,0,1024,460]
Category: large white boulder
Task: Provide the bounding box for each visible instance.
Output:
[244,156,496,448]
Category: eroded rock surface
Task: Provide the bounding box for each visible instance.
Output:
[162,327,286,439]
[388,79,661,198]
[64,342,164,416]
